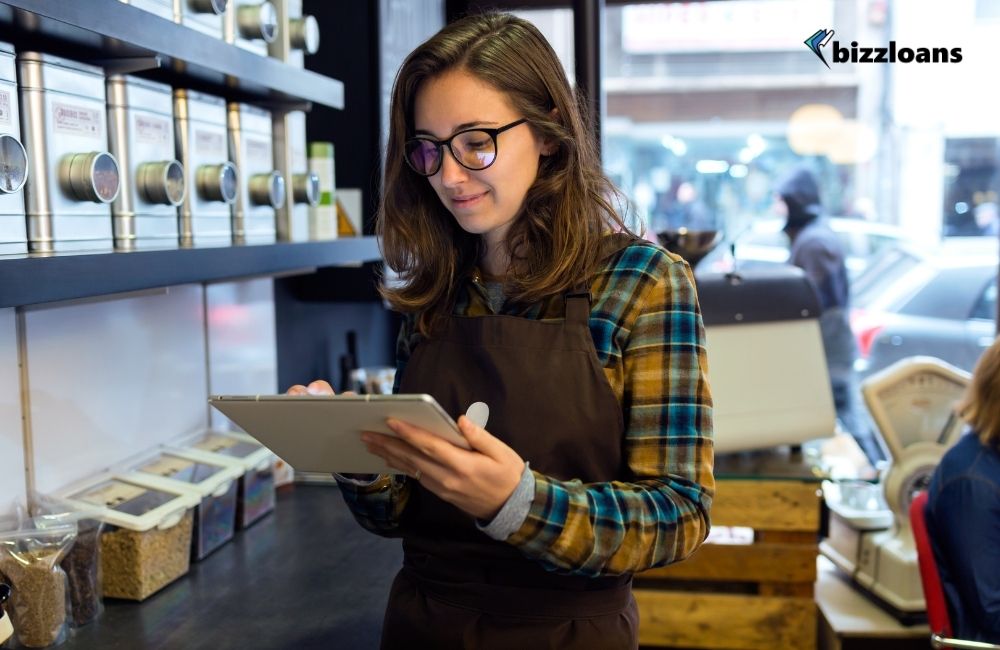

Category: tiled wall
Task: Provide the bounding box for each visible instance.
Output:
[1,278,278,515]
[0,308,25,515]
[206,278,277,430]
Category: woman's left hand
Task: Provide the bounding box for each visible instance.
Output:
[361,416,525,521]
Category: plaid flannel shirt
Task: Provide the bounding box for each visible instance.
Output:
[338,239,715,576]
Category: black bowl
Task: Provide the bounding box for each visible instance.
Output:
[656,229,722,268]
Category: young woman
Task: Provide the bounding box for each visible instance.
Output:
[926,337,1000,643]
[290,12,714,648]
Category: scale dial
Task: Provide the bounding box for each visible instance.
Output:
[861,356,970,461]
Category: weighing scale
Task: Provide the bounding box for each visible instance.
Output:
[820,356,971,623]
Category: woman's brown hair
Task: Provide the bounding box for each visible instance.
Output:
[377,12,636,336]
[957,335,1000,447]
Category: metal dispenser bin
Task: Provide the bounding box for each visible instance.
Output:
[174,89,237,246]
[107,75,185,250]
[118,0,174,21]
[224,0,279,56]
[272,111,317,241]
[228,102,283,244]
[0,42,28,255]
[18,52,120,253]
[267,0,320,66]
[177,0,228,39]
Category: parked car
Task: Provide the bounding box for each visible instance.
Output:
[696,217,909,280]
[850,237,998,379]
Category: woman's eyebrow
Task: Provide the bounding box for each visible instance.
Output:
[414,120,500,137]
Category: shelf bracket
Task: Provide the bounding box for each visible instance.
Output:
[91,55,163,75]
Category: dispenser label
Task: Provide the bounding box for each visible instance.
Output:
[246,138,271,164]
[0,90,9,124]
[195,129,226,156]
[52,102,101,137]
[140,455,194,478]
[135,114,170,144]
[75,480,147,508]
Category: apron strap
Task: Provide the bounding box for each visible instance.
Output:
[564,283,591,326]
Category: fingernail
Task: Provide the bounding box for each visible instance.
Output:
[361,433,372,443]
[386,418,399,430]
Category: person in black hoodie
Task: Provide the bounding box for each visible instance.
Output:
[775,167,882,462]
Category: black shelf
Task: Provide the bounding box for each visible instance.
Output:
[0,0,344,110]
[0,237,382,308]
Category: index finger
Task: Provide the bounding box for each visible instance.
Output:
[387,418,469,462]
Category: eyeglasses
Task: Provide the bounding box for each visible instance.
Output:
[404,118,528,177]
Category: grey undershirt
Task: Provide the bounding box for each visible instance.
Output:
[333,463,535,542]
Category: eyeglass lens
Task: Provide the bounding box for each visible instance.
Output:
[406,130,497,175]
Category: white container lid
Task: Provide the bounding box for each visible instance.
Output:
[53,472,199,533]
[129,450,242,499]
[175,430,274,473]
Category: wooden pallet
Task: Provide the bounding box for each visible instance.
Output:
[635,479,822,650]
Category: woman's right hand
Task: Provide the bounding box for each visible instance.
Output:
[286,379,336,396]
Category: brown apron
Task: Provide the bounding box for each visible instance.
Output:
[381,284,638,649]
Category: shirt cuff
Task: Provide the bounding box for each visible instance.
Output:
[477,462,535,541]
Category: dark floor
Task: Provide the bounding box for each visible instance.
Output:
[63,485,402,650]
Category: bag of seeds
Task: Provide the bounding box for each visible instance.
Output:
[31,495,105,628]
[0,516,75,649]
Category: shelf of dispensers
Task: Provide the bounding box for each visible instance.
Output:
[0,237,382,307]
[0,0,344,109]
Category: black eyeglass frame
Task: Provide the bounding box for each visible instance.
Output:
[404,118,529,177]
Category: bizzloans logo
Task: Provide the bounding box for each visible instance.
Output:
[805,28,962,68]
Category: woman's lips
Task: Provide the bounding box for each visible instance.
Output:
[451,191,487,208]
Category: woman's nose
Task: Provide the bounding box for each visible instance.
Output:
[439,148,468,186]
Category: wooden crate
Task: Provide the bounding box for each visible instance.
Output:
[636,479,822,650]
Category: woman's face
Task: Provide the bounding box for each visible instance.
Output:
[412,68,547,250]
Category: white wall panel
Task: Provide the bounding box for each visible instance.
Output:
[206,278,277,429]
[26,285,208,494]
[0,308,26,516]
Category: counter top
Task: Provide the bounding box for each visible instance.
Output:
[62,485,401,650]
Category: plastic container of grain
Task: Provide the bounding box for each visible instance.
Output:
[54,473,198,601]
[176,431,276,529]
[128,450,242,561]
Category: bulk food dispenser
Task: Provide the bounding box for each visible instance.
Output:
[0,41,28,254]
[18,53,120,253]
[272,110,318,241]
[107,75,185,250]
[174,89,237,246]
[227,102,284,244]
[177,0,229,39]
[224,0,279,56]
[118,0,174,21]
[54,472,199,601]
[176,430,276,529]
[128,449,241,560]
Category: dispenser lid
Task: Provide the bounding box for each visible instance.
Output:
[58,473,198,532]
[131,451,242,498]
[178,430,274,472]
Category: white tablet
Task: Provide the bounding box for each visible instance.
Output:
[209,393,468,474]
